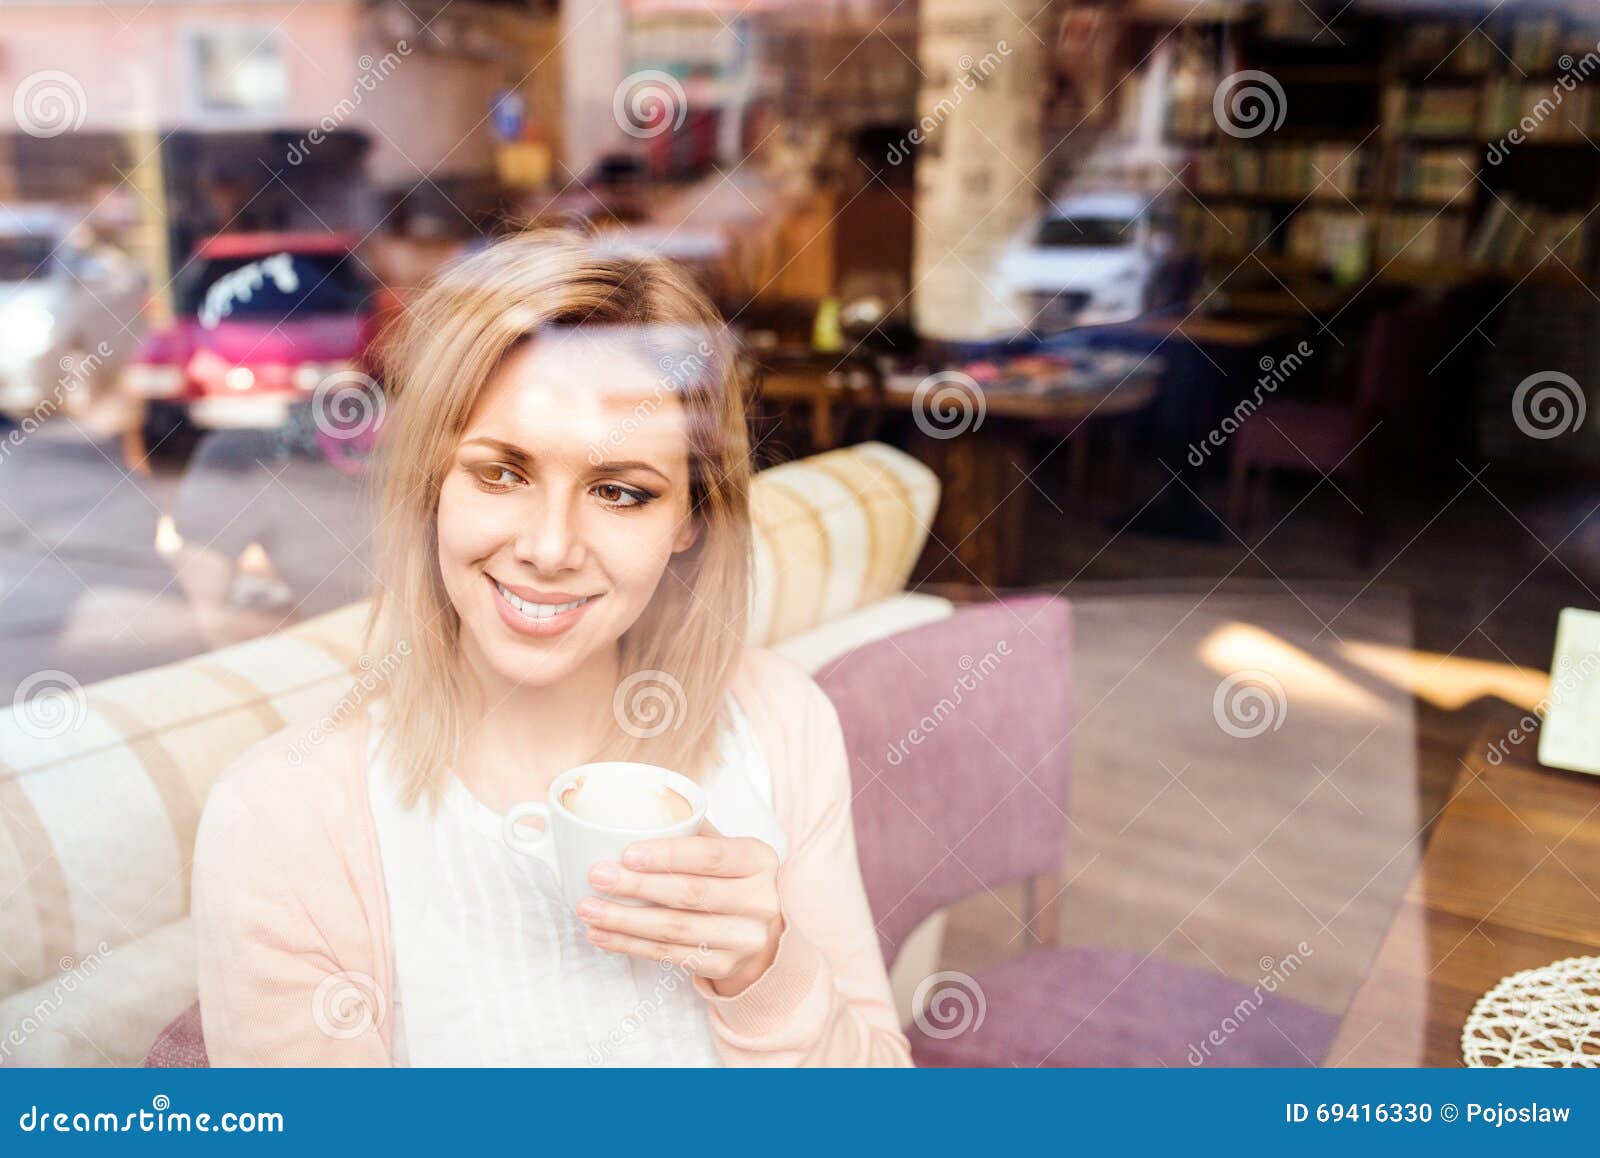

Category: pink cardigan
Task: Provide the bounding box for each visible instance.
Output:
[191,645,913,1067]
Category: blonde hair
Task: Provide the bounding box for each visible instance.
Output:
[365,230,753,810]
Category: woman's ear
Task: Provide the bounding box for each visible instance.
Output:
[671,515,702,555]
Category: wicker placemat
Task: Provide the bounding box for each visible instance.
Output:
[1462,955,1600,1067]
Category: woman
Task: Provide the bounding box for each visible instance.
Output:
[192,230,912,1066]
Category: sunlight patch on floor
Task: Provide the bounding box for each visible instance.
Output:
[1337,640,1548,712]
[1198,622,1387,715]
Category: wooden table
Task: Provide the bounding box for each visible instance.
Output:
[1118,313,1296,349]
[755,354,1159,589]
[1329,708,1600,1066]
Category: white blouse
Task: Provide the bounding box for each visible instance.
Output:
[365,696,785,1067]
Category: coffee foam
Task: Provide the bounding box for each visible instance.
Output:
[562,769,691,830]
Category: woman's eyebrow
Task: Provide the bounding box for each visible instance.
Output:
[459,437,532,463]
[460,440,670,484]
[590,459,671,483]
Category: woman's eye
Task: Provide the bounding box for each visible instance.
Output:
[475,464,522,489]
[594,483,651,508]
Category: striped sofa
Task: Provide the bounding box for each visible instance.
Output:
[0,441,951,1066]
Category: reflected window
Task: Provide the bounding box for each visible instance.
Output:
[189,29,288,118]
[1036,217,1135,248]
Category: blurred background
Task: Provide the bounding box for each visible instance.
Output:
[5,0,1600,1067]
[5,0,1600,687]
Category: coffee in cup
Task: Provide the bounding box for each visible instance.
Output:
[502,761,707,909]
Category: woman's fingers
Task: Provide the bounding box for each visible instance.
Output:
[588,863,778,919]
[578,896,769,955]
[580,927,741,979]
[621,834,777,878]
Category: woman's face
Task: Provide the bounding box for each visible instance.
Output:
[436,331,700,690]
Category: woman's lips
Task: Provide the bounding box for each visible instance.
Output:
[486,574,600,639]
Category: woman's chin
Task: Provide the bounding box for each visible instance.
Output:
[478,646,583,690]
[466,613,611,689]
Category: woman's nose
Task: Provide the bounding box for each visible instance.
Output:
[511,493,586,574]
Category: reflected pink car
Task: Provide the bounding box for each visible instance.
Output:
[121,233,389,439]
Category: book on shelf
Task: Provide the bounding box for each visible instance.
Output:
[1482,79,1599,140]
[1167,96,1215,141]
[1535,213,1590,268]
[1195,144,1367,199]
[1377,210,1469,265]
[1560,24,1600,66]
[1176,204,1270,259]
[1399,22,1493,74]
[1479,78,1520,139]
[1286,210,1369,273]
[1511,16,1600,72]
[1394,147,1477,203]
[1258,4,1328,43]
[1466,196,1591,271]
[1387,84,1480,138]
[1513,17,1563,72]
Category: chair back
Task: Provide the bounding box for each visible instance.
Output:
[814,595,1073,967]
[1352,297,1445,421]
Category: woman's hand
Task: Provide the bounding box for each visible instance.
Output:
[576,826,784,996]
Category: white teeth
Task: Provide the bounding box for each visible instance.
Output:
[495,581,591,620]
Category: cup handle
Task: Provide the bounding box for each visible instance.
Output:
[502,801,552,858]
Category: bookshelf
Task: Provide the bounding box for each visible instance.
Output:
[1166,10,1600,292]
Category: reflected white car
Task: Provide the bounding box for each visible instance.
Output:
[0,207,145,419]
[999,192,1181,335]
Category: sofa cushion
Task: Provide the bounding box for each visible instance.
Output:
[749,441,938,645]
[0,606,369,1005]
[0,917,196,1067]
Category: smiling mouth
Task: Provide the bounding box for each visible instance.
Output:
[491,578,598,621]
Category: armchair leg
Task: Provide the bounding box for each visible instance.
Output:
[1023,872,1063,947]
[1250,466,1273,540]
[1353,457,1383,568]
[1227,457,1251,537]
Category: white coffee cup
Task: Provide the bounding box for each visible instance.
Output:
[501,761,707,910]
